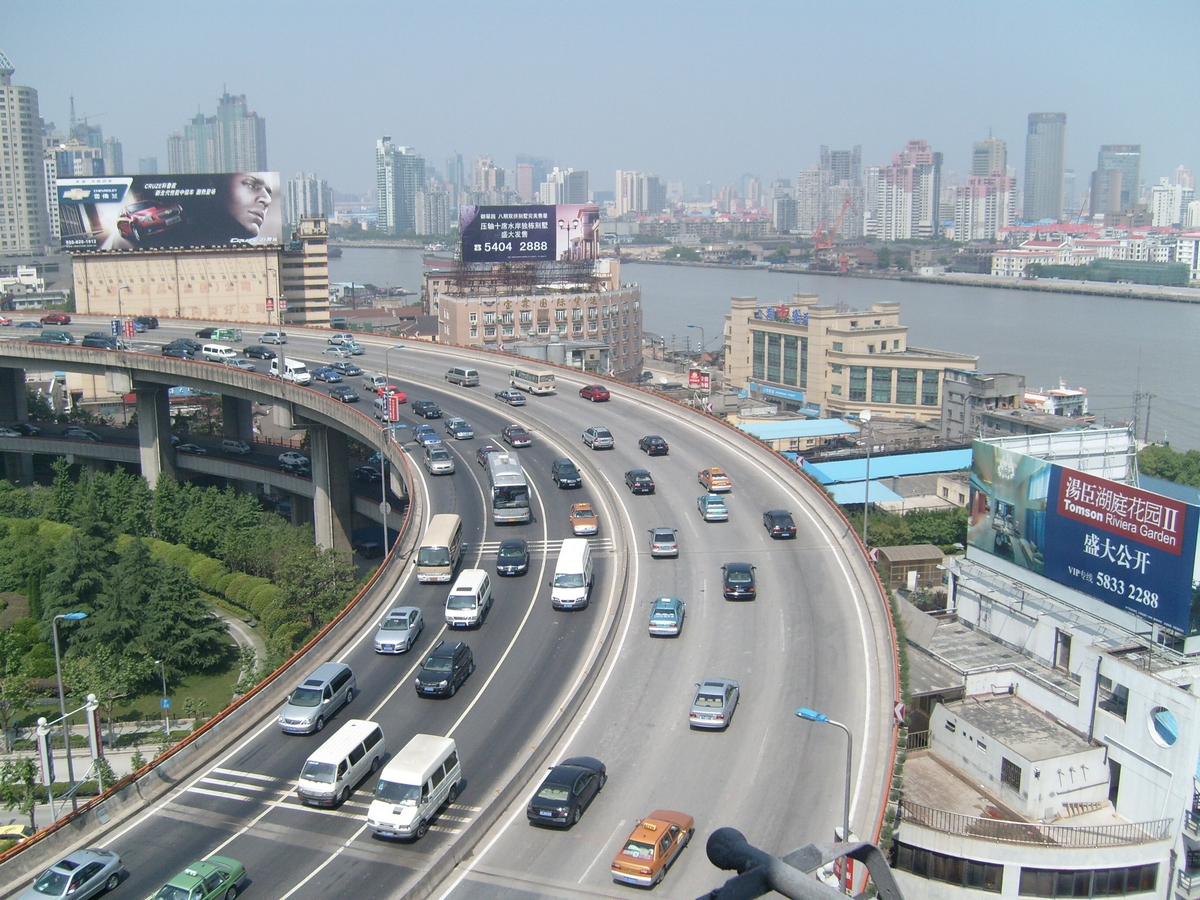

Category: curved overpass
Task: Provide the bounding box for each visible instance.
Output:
[0,326,897,900]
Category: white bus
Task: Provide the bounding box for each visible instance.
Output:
[416,514,465,583]
[509,366,556,395]
[487,451,531,524]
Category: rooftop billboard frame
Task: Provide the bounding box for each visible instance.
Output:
[459,204,600,264]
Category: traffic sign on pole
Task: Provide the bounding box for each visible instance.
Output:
[893,700,906,726]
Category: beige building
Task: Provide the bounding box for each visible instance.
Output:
[725,295,977,422]
[423,257,643,376]
[71,217,330,326]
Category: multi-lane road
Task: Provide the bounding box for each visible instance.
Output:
[0,319,896,900]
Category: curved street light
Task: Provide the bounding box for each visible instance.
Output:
[52,611,87,810]
[380,344,406,553]
[797,706,853,864]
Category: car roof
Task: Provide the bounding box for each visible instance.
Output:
[630,810,692,840]
[652,597,681,608]
[767,509,792,517]
[652,527,676,536]
[498,538,527,549]
[724,561,754,572]
[628,468,651,477]
[430,639,464,657]
[386,606,419,617]
[699,678,736,692]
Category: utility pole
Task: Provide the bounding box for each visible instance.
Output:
[1143,394,1155,444]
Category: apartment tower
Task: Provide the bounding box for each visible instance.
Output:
[1022,113,1067,222]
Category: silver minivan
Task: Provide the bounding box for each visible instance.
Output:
[445,366,480,386]
[277,662,357,734]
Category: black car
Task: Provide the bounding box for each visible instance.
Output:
[638,434,669,456]
[195,327,219,339]
[722,562,757,600]
[81,335,120,350]
[414,640,475,697]
[411,399,443,419]
[161,344,193,359]
[551,457,582,489]
[526,756,607,828]
[171,337,204,351]
[280,461,312,477]
[762,509,797,539]
[329,385,360,403]
[354,465,382,484]
[496,538,530,576]
[244,345,277,360]
[624,469,655,494]
[330,361,363,376]
[14,422,40,436]
[135,315,159,329]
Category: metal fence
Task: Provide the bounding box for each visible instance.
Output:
[899,799,1171,848]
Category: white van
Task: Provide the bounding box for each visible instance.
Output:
[445,568,493,628]
[221,438,252,455]
[296,718,385,808]
[367,734,461,840]
[270,357,312,385]
[373,395,401,423]
[445,366,480,387]
[202,343,238,363]
[363,373,389,391]
[417,514,464,583]
[551,538,593,610]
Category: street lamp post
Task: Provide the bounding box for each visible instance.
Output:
[380,344,406,554]
[266,267,278,326]
[686,323,705,361]
[52,612,87,810]
[155,659,170,737]
[860,409,872,547]
[116,285,130,320]
[796,707,853,858]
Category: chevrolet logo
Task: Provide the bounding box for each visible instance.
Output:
[61,188,91,201]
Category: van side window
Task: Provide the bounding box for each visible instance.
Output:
[349,744,365,765]
[422,781,430,801]
[444,750,458,771]
[332,670,350,691]
[323,686,332,702]
[431,766,445,788]
[338,760,348,777]
[362,728,382,751]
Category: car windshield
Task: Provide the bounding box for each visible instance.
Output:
[152,886,192,900]
[572,509,593,519]
[429,450,450,460]
[623,840,656,860]
[127,201,159,212]
[380,615,409,631]
[32,870,69,895]
[694,694,724,708]
[554,573,585,588]
[417,547,450,567]
[288,687,323,708]
[536,785,570,802]
[423,656,452,672]
[375,780,421,805]
[498,545,525,560]
[727,570,753,584]
[595,429,611,438]
[651,610,677,620]
[708,500,726,509]
[300,760,337,783]
[447,594,477,610]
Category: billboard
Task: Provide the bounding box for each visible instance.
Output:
[459,204,600,264]
[57,173,283,252]
[688,368,712,391]
[969,441,1200,633]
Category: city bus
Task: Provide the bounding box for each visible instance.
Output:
[509,366,556,395]
[487,451,531,524]
[416,513,465,583]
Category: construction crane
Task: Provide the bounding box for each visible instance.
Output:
[811,195,859,252]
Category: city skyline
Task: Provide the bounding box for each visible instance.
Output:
[8,1,1198,198]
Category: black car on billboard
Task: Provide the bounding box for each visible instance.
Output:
[116,200,186,243]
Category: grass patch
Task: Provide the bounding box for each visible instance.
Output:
[115,634,241,722]
[0,591,29,629]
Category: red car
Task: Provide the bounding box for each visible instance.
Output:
[116,199,185,242]
[502,424,533,448]
[579,384,611,402]
[40,313,71,325]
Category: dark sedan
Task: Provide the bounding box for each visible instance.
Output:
[496,538,530,576]
[411,399,443,419]
[243,345,277,360]
[312,366,343,383]
[354,465,382,484]
[502,424,532,448]
[763,509,797,539]
[638,434,669,456]
[329,385,360,403]
[624,469,655,494]
[330,361,363,376]
[526,756,607,828]
[722,562,757,600]
[161,345,193,359]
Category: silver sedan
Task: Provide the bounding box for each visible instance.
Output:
[20,848,123,900]
[689,678,739,730]
[374,606,424,654]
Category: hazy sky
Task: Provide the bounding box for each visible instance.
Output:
[10,1,1199,198]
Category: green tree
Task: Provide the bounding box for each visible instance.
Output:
[0,633,33,753]
[278,546,358,631]
[39,513,114,636]
[136,562,230,676]
[63,645,154,745]
[0,757,39,831]
[151,476,185,544]
[48,458,77,524]
[661,246,701,262]
[766,247,791,264]
[876,245,892,270]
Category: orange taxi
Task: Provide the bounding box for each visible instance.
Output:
[569,502,599,536]
[698,467,732,493]
[611,809,695,887]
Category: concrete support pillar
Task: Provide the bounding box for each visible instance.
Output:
[136,386,175,489]
[222,395,256,442]
[309,426,352,554]
[0,367,33,484]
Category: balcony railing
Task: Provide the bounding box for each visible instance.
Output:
[1178,870,1200,899]
[906,730,930,751]
[1185,808,1200,840]
[899,799,1172,848]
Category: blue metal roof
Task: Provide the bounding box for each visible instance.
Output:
[828,481,905,505]
[738,419,859,441]
[802,449,973,485]
[1137,475,1200,507]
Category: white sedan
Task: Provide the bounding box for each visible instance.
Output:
[279,451,310,468]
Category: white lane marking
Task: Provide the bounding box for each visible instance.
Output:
[211,767,276,782]
[276,823,369,900]
[183,786,255,803]
[582,818,627,884]
[197,776,270,791]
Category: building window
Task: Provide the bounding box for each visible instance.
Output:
[555,309,567,322]
[483,311,496,325]
[849,366,867,402]
[588,306,598,319]
[921,370,940,406]
[766,333,782,382]
[832,341,843,352]
[557,322,567,333]
[520,310,532,323]
[1000,757,1022,793]
[469,326,478,338]
[830,363,843,374]
[867,344,875,354]
[831,384,842,396]
[484,326,496,337]
[782,335,798,386]
[799,336,808,389]
[502,325,514,336]
[1017,864,1157,897]
[1097,676,1129,720]
[893,339,900,349]
[537,323,549,334]
[572,323,583,334]
[501,311,514,325]
[573,307,583,321]
[752,331,766,380]
[894,843,1001,893]
[871,368,892,404]
[896,368,917,404]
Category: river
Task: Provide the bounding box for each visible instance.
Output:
[329,247,1200,450]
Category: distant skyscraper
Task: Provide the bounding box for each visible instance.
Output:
[1174,165,1195,190]
[0,50,49,255]
[396,148,424,233]
[1089,144,1141,216]
[284,173,335,229]
[820,146,862,186]
[615,171,665,215]
[796,167,826,235]
[1062,169,1076,219]
[516,163,535,202]
[565,170,588,204]
[516,155,552,195]
[972,137,1006,177]
[415,189,449,235]
[818,145,863,238]
[1150,177,1193,227]
[139,157,158,175]
[102,135,123,176]
[954,174,1016,241]
[867,140,943,240]
[166,91,266,174]
[1022,113,1066,222]
[376,137,398,234]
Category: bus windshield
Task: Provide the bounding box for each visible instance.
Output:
[493,485,529,509]
[417,546,451,567]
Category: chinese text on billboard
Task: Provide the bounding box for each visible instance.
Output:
[460,204,600,264]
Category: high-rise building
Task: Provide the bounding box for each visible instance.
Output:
[796,167,826,235]
[445,153,464,196]
[375,138,423,234]
[1022,113,1067,222]
[415,189,449,236]
[1063,168,1076,219]
[1174,165,1195,190]
[1090,144,1141,216]
[972,137,1006,177]
[139,157,158,175]
[954,175,1016,242]
[867,140,943,240]
[515,154,552,196]
[516,163,535,202]
[396,148,424,233]
[1150,177,1194,227]
[819,145,864,238]
[102,135,123,176]
[565,169,589,205]
[820,145,862,186]
[166,91,266,174]
[615,171,665,216]
[0,50,49,255]
[284,173,335,230]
